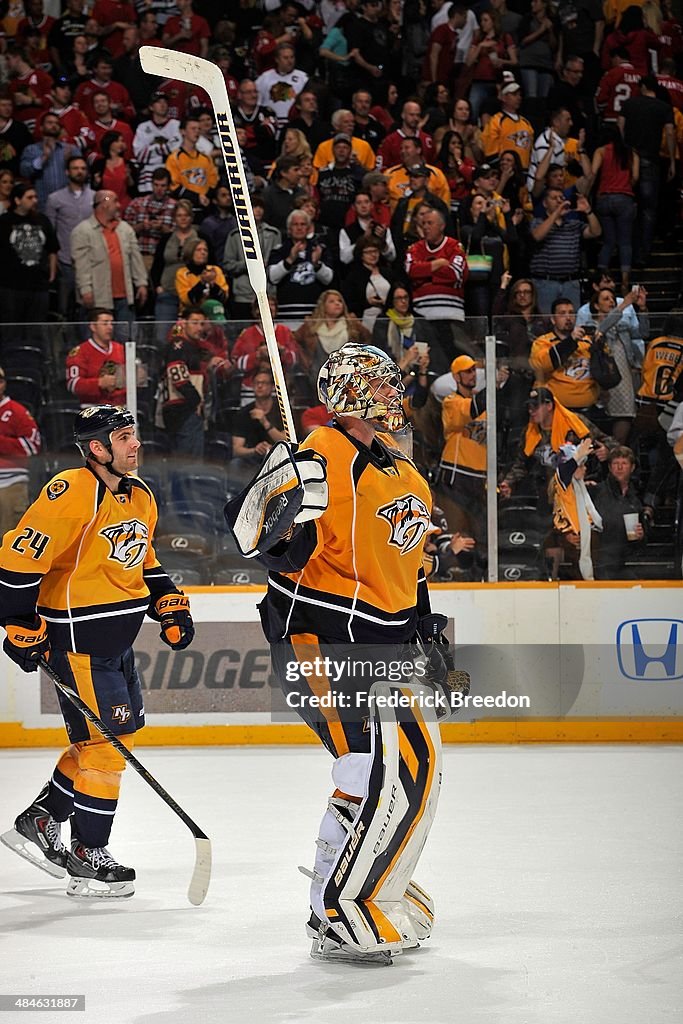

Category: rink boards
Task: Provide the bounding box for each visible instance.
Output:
[1,581,682,745]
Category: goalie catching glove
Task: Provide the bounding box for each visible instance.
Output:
[414,613,470,718]
[3,615,50,673]
[224,441,328,558]
[154,593,195,650]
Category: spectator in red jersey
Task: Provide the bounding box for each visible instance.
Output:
[377,99,435,171]
[423,3,467,87]
[66,307,126,406]
[42,76,93,152]
[91,131,134,214]
[89,91,135,157]
[74,54,135,122]
[232,296,300,404]
[90,0,136,60]
[7,46,53,134]
[435,130,476,213]
[595,46,640,122]
[657,58,683,112]
[17,0,55,55]
[602,5,660,76]
[162,0,210,59]
[0,365,41,538]
[405,206,472,366]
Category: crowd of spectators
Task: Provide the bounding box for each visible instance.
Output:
[0,0,681,582]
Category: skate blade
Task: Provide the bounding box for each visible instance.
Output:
[310,940,394,966]
[66,877,134,899]
[0,828,66,879]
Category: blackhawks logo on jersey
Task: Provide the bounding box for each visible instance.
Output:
[377,494,431,555]
[99,519,149,569]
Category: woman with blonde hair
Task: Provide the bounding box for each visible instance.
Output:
[279,127,312,162]
[295,288,371,385]
[151,199,198,340]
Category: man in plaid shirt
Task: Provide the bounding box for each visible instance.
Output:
[123,168,177,270]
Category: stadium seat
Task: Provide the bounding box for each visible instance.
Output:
[6,375,42,416]
[39,400,81,453]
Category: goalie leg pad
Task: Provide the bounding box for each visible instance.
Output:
[319,682,442,953]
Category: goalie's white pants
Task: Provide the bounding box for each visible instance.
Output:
[310,682,442,954]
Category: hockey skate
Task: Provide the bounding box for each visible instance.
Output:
[66,840,135,898]
[0,785,68,878]
[306,912,395,967]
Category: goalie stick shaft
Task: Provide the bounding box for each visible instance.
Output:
[39,656,211,905]
[139,46,297,442]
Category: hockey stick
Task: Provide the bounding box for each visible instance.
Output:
[39,657,211,906]
[139,46,298,442]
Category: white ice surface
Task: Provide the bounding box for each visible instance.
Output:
[0,745,681,1024]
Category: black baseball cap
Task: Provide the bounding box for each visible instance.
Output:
[527,387,555,408]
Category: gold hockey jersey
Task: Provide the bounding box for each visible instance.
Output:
[263,426,433,643]
[0,467,172,656]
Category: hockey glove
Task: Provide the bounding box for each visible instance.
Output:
[4,615,50,673]
[414,613,471,717]
[154,593,195,650]
[224,441,328,557]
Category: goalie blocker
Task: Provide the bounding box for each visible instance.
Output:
[224,442,328,558]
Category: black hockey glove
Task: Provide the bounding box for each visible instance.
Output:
[4,615,50,673]
[414,613,471,714]
[154,593,195,650]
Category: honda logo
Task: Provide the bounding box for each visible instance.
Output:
[616,619,683,681]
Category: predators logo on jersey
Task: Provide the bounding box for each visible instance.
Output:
[377,495,431,555]
[100,519,149,569]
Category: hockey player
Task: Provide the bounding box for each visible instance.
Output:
[0,405,194,898]
[226,344,467,965]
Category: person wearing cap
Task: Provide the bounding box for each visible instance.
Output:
[0,365,41,539]
[42,75,93,153]
[438,354,509,543]
[499,386,613,502]
[390,164,452,263]
[132,93,182,197]
[386,136,451,211]
[312,110,375,173]
[481,79,533,169]
[316,133,365,232]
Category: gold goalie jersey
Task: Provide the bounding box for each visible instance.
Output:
[0,467,170,657]
[262,425,433,643]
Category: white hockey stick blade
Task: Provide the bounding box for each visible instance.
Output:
[188,837,212,906]
[138,46,297,443]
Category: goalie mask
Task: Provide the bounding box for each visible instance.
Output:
[317,343,406,432]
